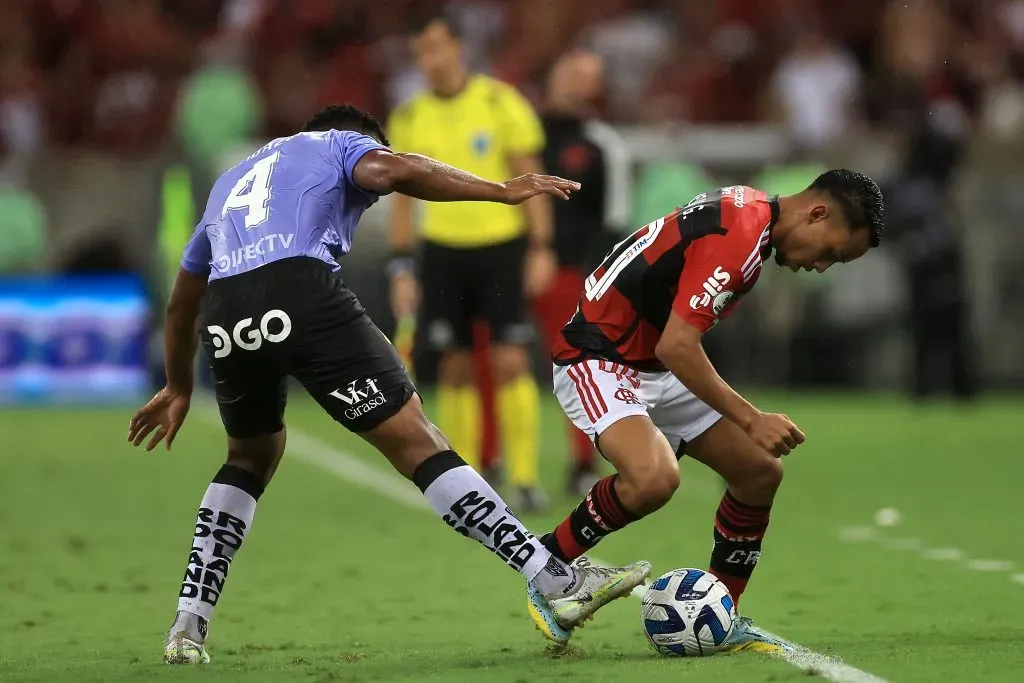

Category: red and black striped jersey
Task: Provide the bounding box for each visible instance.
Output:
[552,186,779,371]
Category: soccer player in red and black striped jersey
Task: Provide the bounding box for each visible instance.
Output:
[529,170,884,651]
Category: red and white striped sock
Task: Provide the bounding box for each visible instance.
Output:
[708,490,772,606]
[542,475,638,562]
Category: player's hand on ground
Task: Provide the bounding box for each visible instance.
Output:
[501,174,581,204]
[744,412,805,457]
[524,245,558,298]
[389,270,420,320]
[128,386,191,452]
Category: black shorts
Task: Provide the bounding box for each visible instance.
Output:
[419,236,533,350]
[199,257,415,439]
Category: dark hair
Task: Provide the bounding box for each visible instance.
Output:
[808,169,884,247]
[409,7,462,39]
[301,104,389,146]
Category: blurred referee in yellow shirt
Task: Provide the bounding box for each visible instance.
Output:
[387,10,555,511]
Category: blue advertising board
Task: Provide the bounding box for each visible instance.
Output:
[0,276,150,405]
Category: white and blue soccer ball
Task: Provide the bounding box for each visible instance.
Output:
[641,568,737,657]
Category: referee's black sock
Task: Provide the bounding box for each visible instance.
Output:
[412,450,578,598]
[170,465,265,642]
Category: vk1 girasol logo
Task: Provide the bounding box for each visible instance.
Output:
[329,377,387,420]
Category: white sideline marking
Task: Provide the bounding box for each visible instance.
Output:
[921,548,964,561]
[966,559,1014,572]
[838,523,1019,584]
[755,632,890,683]
[880,537,924,552]
[196,414,889,682]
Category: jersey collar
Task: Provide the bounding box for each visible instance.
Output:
[760,195,781,260]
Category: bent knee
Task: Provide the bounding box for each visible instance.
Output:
[756,456,784,493]
[226,432,286,485]
[733,456,784,503]
[620,460,680,512]
[362,395,452,479]
[643,464,681,505]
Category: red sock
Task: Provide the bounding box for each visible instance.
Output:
[541,475,637,561]
[708,490,771,606]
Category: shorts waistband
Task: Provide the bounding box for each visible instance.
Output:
[208,256,334,288]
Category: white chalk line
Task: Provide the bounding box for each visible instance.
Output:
[838,524,1020,586]
[194,411,889,683]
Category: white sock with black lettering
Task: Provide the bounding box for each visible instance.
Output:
[169,465,264,643]
[412,451,578,597]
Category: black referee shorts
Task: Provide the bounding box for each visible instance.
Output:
[418,236,534,351]
[199,257,415,438]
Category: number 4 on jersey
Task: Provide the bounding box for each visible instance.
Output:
[221,151,280,230]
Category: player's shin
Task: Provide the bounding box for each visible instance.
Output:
[541,475,638,562]
[169,465,264,641]
[708,490,771,606]
[412,450,576,598]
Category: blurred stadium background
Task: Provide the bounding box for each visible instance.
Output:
[2,1,1024,681]
[2,0,1023,399]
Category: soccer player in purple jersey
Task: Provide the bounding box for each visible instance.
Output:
[126,105,649,663]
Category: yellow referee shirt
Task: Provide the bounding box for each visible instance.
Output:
[387,75,544,248]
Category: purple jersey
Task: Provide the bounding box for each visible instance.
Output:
[180,130,385,281]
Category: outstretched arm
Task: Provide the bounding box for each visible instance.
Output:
[353,149,579,204]
[163,267,207,395]
[507,154,553,249]
[127,267,207,451]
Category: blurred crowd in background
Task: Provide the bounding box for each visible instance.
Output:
[5,0,1024,154]
[1,0,1022,395]
[5,0,1024,151]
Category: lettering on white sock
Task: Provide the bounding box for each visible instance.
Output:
[443,490,538,571]
[178,507,248,609]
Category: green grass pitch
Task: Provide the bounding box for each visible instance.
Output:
[2,392,1023,682]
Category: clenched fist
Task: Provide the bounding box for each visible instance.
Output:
[743,412,805,457]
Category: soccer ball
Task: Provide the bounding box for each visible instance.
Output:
[640,568,737,656]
